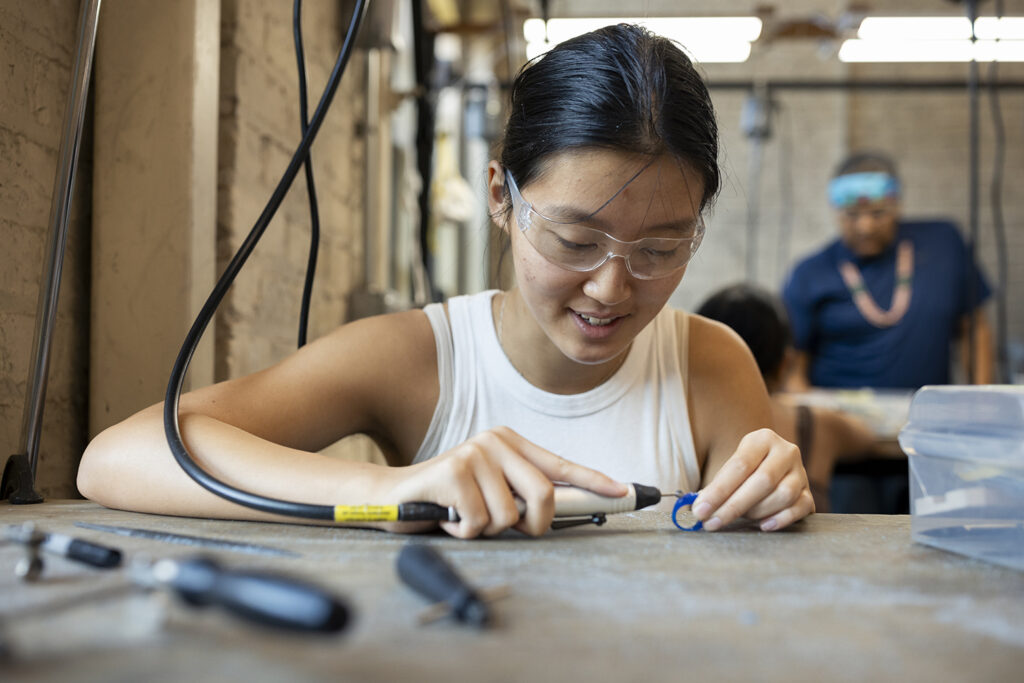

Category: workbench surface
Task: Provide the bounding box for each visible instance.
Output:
[3,501,1022,682]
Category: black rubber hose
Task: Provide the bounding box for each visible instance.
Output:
[163,0,368,520]
[294,0,320,348]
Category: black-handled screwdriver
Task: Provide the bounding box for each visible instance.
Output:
[396,542,493,628]
[39,531,123,568]
[132,555,350,634]
[5,523,122,579]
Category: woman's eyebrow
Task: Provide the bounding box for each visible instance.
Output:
[538,203,698,235]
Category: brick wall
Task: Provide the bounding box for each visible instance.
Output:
[216,0,376,461]
[216,0,367,380]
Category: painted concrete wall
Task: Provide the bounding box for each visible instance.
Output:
[216,0,367,381]
[0,1,92,498]
[1,0,373,499]
[91,0,220,439]
[216,0,376,461]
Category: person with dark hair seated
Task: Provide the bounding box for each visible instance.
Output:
[782,151,993,392]
[697,284,874,512]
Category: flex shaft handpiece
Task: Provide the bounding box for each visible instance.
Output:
[390,483,678,528]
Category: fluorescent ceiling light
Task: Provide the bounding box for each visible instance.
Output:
[523,17,761,63]
[858,17,971,40]
[858,16,1024,41]
[839,39,1024,62]
[846,15,1024,62]
[975,17,1024,40]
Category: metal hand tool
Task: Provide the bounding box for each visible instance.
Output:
[129,554,349,633]
[396,542,505,628]
[395,483,687,528]
[74,522,299,558]
[5,524,122,580]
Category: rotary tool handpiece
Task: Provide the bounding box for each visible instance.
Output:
[548,482,665,516]
[397,482,670,523]
[462,482,665,521]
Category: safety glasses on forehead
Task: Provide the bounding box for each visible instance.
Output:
[504,170,704,280]
[828,172,901,209]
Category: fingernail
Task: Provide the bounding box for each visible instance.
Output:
[704,516,722,532]
[760,518,779,532]
[693,502,712,518]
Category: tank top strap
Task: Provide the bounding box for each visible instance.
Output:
[665,308,700,490]
[415,302,454,463]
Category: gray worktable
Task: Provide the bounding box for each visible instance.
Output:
[2,501,1022,682]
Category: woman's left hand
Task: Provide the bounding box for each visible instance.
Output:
[691,428,814,532]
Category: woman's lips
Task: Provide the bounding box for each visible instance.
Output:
[571,310,625,338]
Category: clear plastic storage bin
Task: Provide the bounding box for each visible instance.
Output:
[898,385,1024,571]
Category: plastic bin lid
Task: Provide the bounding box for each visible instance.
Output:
[898,385,1024,465]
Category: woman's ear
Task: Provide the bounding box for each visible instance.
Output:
[487,160,509,229]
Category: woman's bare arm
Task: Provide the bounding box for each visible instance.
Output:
[687,315,813,531]
[78,310,439,522]
[78,308,625,537]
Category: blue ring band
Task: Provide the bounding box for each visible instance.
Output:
[672,492,704,532]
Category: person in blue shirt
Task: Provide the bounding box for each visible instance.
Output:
[781,151,993,513]
[782,151,993,391]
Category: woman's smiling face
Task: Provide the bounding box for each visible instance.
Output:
[490,148,705,378]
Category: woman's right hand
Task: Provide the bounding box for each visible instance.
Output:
[382,426,628,539]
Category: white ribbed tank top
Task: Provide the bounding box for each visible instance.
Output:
[413,290,700,509]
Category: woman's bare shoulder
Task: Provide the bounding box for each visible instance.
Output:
[683,312,773,465]
[178,308,441,456]
[307,308,440,408]
[686,313,761,378]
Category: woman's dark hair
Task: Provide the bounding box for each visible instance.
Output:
[498,23,720,211]
[696,283,790,380]
[833,150,900,182]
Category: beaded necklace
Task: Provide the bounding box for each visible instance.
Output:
[838,239,914,328]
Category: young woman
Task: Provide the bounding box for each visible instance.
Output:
[78,24,813,538]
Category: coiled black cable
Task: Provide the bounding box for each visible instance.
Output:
[294,0,320,348]
[163,0,368,520]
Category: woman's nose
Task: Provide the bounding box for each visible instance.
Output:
[582,254,631,305]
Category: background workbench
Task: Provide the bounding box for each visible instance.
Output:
[2,501,1022,682]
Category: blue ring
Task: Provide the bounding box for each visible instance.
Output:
[672,492,703,532]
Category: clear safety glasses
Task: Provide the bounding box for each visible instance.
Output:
[505,170,704,280]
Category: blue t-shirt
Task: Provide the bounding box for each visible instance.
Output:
[782,220,990,389]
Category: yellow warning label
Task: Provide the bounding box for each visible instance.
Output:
[333,504,400,522]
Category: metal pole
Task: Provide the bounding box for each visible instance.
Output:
[3,0,102,503]
[967,0,979,384]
